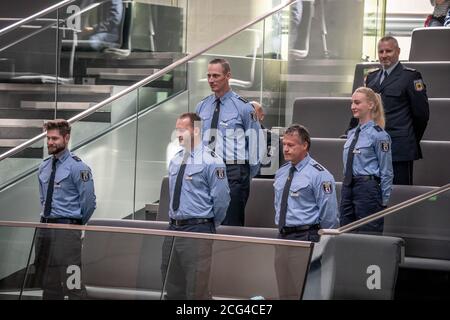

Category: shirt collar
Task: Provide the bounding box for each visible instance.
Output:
[291,153,311,172]
[383,61,399,75]
[54,148,70,164]
[358,120,375,132]
[190,143,203,158]
[216,90,233,103]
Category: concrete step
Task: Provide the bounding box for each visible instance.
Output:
[0,83,113,95]
[0,146,43,158]
[0,108,111,123]
[0,139,28,148]
[21,101,95,110]
[0,126,42,139]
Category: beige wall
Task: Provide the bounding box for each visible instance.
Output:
[186,0,281,52]
[386,0,433,14]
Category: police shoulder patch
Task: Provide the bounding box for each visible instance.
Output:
[374,125,383,132]
[72,155,82,162]
[215,167,225,179]
[209,150,218,158]
[322,181,333,194]
[381,141,390,152]
[80,170,91,182]
[414,79,425,92]
[313,163,325,172]
[238,96,249,103]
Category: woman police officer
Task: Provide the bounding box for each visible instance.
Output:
[340,87,393,233]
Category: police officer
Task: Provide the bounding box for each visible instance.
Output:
[346,36,429,185]
[273,124,338,299]
[196,58,261,226]
[341,87,393,234]
[274,124,339,240]
[35,119,96,300]
[161,112,230,300]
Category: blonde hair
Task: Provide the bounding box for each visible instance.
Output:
[354,87,386,129]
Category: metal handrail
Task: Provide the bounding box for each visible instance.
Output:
[0,0,296,161]
[0,220,311,248]
[319,183,450,236]
[0,0,75,37]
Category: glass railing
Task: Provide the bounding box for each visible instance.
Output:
[315,184,450,299]
[0,1,297,221]
[0,220,313,300]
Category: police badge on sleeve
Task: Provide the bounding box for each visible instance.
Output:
[322,182,332,194]
[381,141,390,152]
[414,79,424,92]
[215,168,225,179]
[80,170,91,182]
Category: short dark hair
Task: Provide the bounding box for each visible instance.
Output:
[44,119,71,136]
[379,36,399,48]
[209,58,231,74]
[179,112,201,129]
[284,124,311,151]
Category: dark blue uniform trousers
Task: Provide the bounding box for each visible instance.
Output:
[160,222,215,300]
[33,227,85,299]
[275,230,321,300]
[222,164,250,226]
[340,178,384,233]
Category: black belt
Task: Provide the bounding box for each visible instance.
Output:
[280,224,320,235]
[170,218,213,226]
[225,161,249,166]
[40,217,82,225]
[353,175,380,183]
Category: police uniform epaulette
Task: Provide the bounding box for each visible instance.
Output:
[404,67,416,72]
[72,155,82,162]
[238,96,249,103]
[374,125,383,132]
[201,94,213,102]
[280,162,290,169]
[312,163,325,172]
[367,68,380,74]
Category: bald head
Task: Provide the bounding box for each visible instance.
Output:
[250,101,265,123]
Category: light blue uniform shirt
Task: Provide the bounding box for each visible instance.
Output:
[196,90,262,178]
[343,120,394,205]
[168,144,231,226]
[273,154,339,229]
[38,149,96,224]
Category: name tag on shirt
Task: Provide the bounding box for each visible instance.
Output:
[290,192,300,197]
[219,121,228,127]
[353,149,361,154]
[54,183,61,188]
[185,175,193,181]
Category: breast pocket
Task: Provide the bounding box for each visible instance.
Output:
[219,112,240,131]
[53,169,73,196]
[183,165,205,191]
[355,141,373,157]
[290,181,310,198]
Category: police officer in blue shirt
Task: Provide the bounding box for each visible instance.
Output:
[346,36,429,185]
[341,87,393,234]
[35,119,96,300]
[161,112,230,300]
[273,124,338,299]
[196,58,261,226]
[274,124,339,241]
